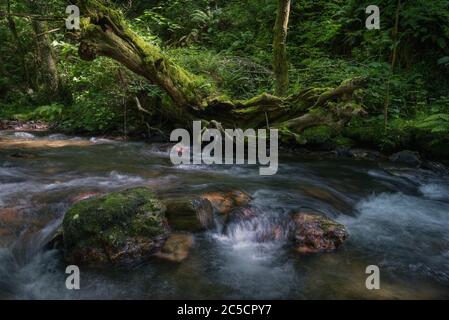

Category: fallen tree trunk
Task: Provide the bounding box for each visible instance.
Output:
[70,0,367,140]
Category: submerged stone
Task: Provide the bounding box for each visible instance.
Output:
[62,187,169,265]
[389,150,422,167]
[155,233,194,262]
[293,212,348,253]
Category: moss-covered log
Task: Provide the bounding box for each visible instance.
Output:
[74,0,210,110]
[71,0,368,138]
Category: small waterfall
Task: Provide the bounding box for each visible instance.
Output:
[0,217,64,299]
[213,206,293,247]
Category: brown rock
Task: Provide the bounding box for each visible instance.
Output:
[155,233,194,262]
[0,207,24,227]
[201,190,252,215]
[0,227,15,247]
[71,192,102,204]
[293,212,348,253]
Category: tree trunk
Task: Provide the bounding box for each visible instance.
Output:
[28,0,61,101]
[273,0,291,97]
[32,20,61,99]
[6,0,31,87]
[384,0,401,130]
[70,0,367,140]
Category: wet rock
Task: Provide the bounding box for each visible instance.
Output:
[201,190,252,215]
[255,223,288,242]
[8,152,38,159]
[0,227,15,247]
[164,197,214,232]
[421,161,449,175]
[0,207,24,228]
[71,191,103,204]
[225,206,258,225]
[292,212,348,253]
[155,233,194,262]
[389,150,422,167]
[0,207,25,246]
[62,187,169,265]
[0,120,48,132]
[335,146,353,158]
[350,148,383,161]
[223,206,288,242]
[45,228,64,250]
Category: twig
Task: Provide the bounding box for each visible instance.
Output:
[0,11,65,21]
[35,28,61,38]
[134,97,152,115]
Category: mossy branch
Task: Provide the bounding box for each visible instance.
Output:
[73,0,368,139]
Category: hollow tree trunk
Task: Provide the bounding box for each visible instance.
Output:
[70,0,367,139]
[273,0,291,97]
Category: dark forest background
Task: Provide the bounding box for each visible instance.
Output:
[1,0,448,157]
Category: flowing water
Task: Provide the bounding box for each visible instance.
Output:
[0,130,449,299]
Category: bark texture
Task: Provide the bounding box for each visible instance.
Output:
[273,0,291,97]
[28,0,61,100]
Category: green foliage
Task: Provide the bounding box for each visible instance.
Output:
[18,104,63,122]
[170,48,272,99]
[301,126,334,145]
[417,114,449,134]
[1,0,448,158]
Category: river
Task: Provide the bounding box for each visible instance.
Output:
[0,130,448,299]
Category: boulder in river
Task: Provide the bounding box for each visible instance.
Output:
[293,212,348,253]
[62,187,169,265]
[389,150,422,167]
[71,191,103,204]
[155,233,194,262]
[164,197,215,232]
[201,190,252,215]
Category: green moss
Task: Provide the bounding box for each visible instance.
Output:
[62,187,168,254]
[301,125,334,145]
[164,199,204,232]
[333,136,355,147]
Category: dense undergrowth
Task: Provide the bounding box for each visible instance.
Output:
[1,0,448,158]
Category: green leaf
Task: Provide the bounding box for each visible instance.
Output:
[437,56,449,65]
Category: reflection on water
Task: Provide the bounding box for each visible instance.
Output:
[0,131,448,299]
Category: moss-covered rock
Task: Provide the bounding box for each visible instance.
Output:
[164,197,214,232]
[62,187,169,265]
